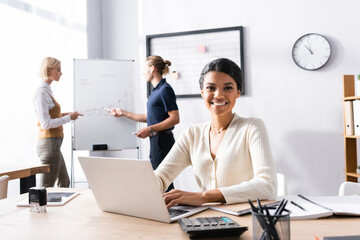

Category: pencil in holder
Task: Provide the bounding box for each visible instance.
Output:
[252,207,290,240]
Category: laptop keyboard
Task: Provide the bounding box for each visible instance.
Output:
[168,208,189,218]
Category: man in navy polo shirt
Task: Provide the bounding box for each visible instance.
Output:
[110,56,179,191]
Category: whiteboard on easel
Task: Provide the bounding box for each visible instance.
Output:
[73,59,137,150]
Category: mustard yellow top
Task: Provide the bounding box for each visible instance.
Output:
[37,95,63,139]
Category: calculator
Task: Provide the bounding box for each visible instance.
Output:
[177,216,248,239]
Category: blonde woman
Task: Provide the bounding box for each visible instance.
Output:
[110,56,179,191]
[33,57,83,187]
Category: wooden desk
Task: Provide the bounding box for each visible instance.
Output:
[0,164,50,193]
[0,189,359,240]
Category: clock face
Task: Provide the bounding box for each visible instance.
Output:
[292,33,331,70]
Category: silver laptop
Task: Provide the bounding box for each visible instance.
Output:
[78,156,207,223]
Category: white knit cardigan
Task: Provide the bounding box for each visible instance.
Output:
[154,114,277,204]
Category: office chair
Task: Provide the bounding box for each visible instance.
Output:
[338,181,360,196]
[0,175,9,200]
[276,173,287,196]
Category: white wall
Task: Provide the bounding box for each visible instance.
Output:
[88,0,360,195]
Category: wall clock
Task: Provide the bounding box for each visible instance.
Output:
[292,33,331,71]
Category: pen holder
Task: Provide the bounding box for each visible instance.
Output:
[252,209,290,240]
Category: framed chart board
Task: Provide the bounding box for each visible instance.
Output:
[73,59,137,151]
[146,26,244,98]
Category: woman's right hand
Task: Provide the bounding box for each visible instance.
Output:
[163,189,205,209]
[69,111,83,120]
[110,108,126,117]
[162,189,225,209]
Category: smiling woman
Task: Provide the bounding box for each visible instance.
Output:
[154,58,277,208]
[201,71,240,119]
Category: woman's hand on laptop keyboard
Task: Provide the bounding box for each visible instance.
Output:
[162,189,225,209]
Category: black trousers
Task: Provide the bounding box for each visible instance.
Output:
[149,133,175,191]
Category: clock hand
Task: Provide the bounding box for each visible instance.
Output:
[306,38,313,54]
[304,44,313,54]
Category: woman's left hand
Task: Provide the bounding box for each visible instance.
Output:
[163,189,204,209]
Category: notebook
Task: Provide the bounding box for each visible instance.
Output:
[281,194,360,220]
[324,236,360,240]
[78,156,207,223]
[208,200,280,216]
